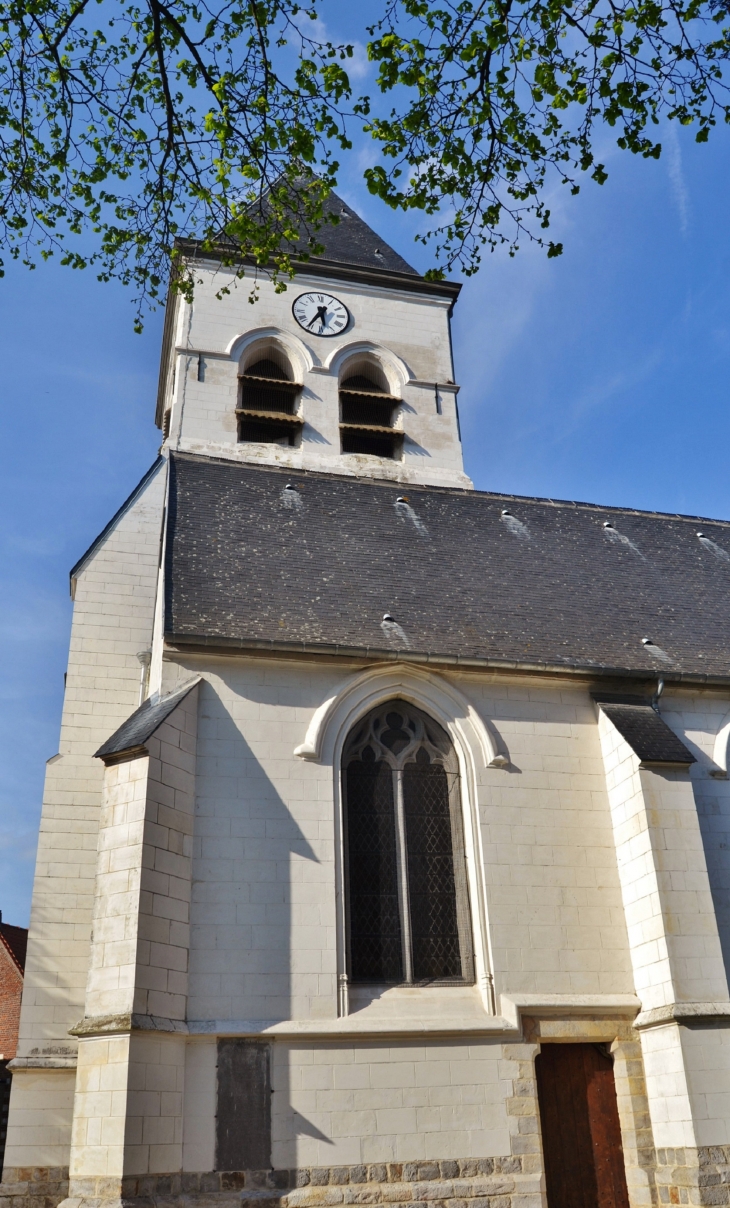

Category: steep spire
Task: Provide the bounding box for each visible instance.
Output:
[307,191,418,276]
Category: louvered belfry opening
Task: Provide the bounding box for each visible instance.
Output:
[342,701,474,985]
[237,357,303,446]
[339,372,401,459]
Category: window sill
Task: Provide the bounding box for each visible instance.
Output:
[347,981,487,1024]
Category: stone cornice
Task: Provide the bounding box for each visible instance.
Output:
[634,1001,730,1029]
[69,1013,189,1038]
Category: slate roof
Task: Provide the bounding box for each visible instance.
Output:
[95,679,199,762]
[164,454,730,683]
[303,191,418,276]
[0,920,28,973]
[592,696,695,764]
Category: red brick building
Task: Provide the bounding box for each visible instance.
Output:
[0,914,27,1177]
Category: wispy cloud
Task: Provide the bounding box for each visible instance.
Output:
[292,14,372,83]
[553,349,663,445]
[666,123,690,235]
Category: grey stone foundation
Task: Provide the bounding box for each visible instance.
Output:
[653,1147,730,1207]
[0,1167,69,1208]
[49,1159,541,1208]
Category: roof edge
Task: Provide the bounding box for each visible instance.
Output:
[155,287,179,429]
[163,633,730,689]
[173,238,461,306]
[94,676,201,762]
[0,925,27,974]
[70,457,165,593]
[168,450,730,529]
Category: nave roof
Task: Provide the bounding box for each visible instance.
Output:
[163,454,730,684]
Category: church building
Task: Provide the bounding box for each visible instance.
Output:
[3,197,730,1208]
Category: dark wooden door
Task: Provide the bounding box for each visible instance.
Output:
[535,1043,630,1208]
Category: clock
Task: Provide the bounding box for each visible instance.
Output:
[292,291,350,338]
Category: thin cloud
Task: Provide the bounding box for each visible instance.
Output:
[292,15,371,83]
[666,123,690,235]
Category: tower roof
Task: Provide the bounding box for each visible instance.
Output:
[307,191,419,277]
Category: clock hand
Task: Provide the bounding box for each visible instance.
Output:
[307,305,328,330]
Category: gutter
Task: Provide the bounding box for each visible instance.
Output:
[164,632,730,689]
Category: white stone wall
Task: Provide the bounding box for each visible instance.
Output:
[640,1022,697,1149]
[681,1019,730,1147]
[64,690,198,1183]
[162,265,470,489]
[1,1070,76,1168]
[665,694,730,972]
[184,662,338,1024]
[84,688,198,1022]
[178,1036,512,1170]
[462,679,635,997]
[272,1039,511,1168]
[595,698,730,1153]
[3,462,166,1171]
[597,707,728,1010]
[70,1031,186,1178]
[169,660,636,1025]
[182,1038,216,1172]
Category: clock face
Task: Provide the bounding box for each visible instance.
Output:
[292,291,350,338]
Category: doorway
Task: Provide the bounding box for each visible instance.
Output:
[535,1042,630,1208]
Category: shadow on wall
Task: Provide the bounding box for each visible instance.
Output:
[691,764,730,983]
[188,675,334,1165]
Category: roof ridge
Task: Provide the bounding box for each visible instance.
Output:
[169,451,730,529]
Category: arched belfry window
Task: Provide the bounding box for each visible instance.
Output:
[237,355,303,446]
[342,701,474,985]
[339,366,402,460]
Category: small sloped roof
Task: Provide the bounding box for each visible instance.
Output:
[95,679,199,762]
[593,695,695,764]
[163,454,730,683]
[0,921,28,973]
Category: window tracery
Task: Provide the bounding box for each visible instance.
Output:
[342,701,474,985]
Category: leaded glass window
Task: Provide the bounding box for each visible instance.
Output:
[342,701,474,985]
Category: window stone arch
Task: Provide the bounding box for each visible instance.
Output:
[342,699,474,986]
[236,338,303,447]
[337,354,402,460]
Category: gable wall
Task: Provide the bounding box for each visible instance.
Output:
[2,462,166,1170]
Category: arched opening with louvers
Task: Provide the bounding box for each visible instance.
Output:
[338,356,402,460]
[237,347,303,446]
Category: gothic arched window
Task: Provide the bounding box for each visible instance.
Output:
[342,701,474,985]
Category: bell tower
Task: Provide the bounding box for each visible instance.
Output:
[156,193,472,490]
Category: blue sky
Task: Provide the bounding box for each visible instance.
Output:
[1,59,729,924]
